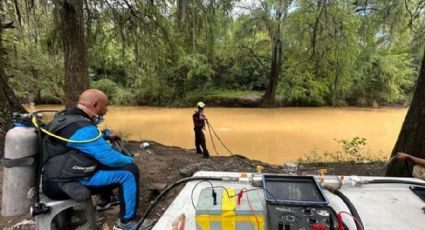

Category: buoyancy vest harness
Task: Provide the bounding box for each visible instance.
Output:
[41,112,100,183]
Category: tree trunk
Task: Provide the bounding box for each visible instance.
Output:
[56,0,89,108]
[261,0,288,107]
[261,38,282,107]
[206,0,215,65]
[0,20,26,155]
[386,47,425,177]
[332,21,340,107]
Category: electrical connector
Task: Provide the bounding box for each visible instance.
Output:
[212,189,217,205]
[237,190,243,206]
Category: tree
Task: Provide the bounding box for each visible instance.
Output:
[386,47,425,176]
[386,0,425,176]
[261,0,290,107]
[0,4,26,154]
[55,0,89,108]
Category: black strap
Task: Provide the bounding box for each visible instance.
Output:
[3,154,36,168]
[112,140,133,157]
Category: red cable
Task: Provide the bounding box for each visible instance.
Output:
[337,211,364,230]
[241,187,260,230]
[337,213,344,230]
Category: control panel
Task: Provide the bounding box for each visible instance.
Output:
[266,204,337,230]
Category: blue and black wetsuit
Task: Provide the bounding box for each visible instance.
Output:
[42,107,139,222]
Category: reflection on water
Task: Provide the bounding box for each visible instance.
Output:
[28,105,407,164]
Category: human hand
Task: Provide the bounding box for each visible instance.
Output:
[397,152,410,160]
[103,129,121,142]
[109,133,121,143]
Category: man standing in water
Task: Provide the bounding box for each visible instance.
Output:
[193,102,210,158]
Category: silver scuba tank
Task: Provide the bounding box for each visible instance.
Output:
[1,113,38,216]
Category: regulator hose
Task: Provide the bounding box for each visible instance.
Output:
[136,176,233,229]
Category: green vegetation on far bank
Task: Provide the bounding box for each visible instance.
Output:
[3,1,424,108]
[298,136,387,163]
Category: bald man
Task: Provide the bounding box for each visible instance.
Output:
[42,89,141,230]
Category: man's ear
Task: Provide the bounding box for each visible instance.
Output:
[93,102,98,108]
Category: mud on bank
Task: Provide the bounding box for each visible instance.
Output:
[0,141,385,229]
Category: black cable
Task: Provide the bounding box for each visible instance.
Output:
[328,206,349,230]
[136,176,225,229]
[365,179,425,187]
[33,115,43,204]
[327,188,363,230]
[213,185,232,198]
[206,120,234,155]
[190,180,215,209]
[206,120,220,156]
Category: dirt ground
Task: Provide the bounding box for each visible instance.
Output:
[0,140,385,230]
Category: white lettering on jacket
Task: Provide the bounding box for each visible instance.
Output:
[72,165,96,173]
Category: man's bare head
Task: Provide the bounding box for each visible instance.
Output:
[77,89,109,117]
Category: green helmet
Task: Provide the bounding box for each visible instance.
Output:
[197,102,205,109]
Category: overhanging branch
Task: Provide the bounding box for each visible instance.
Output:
[1,21,15,29]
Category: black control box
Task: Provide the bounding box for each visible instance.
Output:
[263,175,336,230]
[266,204,337,230]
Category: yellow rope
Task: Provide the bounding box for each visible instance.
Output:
[31,116,102,143]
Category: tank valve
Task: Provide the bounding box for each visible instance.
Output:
[30,203,50,216]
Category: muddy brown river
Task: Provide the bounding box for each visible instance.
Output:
[29,105,407,164]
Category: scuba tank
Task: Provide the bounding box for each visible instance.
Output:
[1,113,38,216]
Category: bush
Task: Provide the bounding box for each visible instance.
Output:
[298,137,386,163]
[92,79,136,105]
[91,79,119,98]
[112,88,136,105]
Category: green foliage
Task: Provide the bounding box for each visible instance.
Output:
[335,137,367,161]
[278,63,330,106]
[177,53,214,91]
[229,58,267,90]
[91,79,118,98]
[186,89,262,106]
[7,46,64,104]
[298,137,386,163]
[91,79,136,105]
[2,0,424,107]
[350,47,416,105]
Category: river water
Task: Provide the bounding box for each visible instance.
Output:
[29,105,407,164]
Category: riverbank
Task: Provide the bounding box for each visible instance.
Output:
[0,140,386,229]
